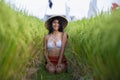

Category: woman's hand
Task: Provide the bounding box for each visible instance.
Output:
[46,61,54,68]
[56,63,64,73]
[56,63,62,68]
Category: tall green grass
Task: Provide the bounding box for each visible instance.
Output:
[66,9,120,80]
[0,1,47,80]
[1,1,120,80]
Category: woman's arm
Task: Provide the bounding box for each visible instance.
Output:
[58,32,67,64]
[43,35,50,62]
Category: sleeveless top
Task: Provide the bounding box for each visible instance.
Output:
[47,34,62,50]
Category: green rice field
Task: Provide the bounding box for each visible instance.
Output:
[0,1,120,80]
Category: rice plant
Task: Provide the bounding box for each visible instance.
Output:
[66,9,120,80]
[0,1,47,80]
[1,1,120,80]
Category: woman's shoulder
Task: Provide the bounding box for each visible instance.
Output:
[61,32,68,38]
[60,32,66,35]
[44,34,50,40]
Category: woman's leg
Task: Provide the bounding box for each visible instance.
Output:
[56,63,66,73]
[46,63,56,73]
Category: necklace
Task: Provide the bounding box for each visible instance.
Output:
[51,34,59,41]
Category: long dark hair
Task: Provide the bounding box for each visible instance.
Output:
[48,17,63,34]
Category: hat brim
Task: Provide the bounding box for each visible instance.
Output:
[45,16,68,30]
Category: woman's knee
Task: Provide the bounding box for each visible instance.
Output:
[46,65,55,73]
[56,64,65,73]
[56,67,62,73]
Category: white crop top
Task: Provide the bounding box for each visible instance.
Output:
[47,35,62,50]
[47,40,62,49]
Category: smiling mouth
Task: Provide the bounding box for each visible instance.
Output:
[54,26,58,28]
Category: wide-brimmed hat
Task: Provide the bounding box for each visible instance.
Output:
[45,15,68,30]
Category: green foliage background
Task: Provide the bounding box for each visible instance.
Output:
[0,1,120,80]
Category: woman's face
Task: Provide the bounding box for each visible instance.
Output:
[52,19,59,31]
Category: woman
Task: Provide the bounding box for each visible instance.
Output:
[43,16,68,73]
